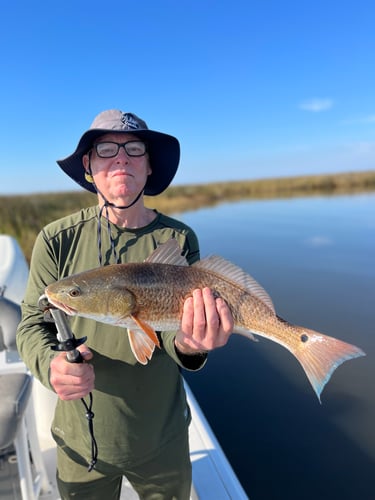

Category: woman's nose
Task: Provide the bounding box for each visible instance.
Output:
[115,145,129,161]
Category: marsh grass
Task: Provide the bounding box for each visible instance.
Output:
[146,170,375,214]
[1,170,374,262]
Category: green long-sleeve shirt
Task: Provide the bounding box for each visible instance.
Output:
[17,206,206,469]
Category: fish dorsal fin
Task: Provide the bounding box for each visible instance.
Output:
[144,239,188,266]
[194,255,275,313]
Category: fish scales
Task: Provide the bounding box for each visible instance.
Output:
[98,261,276,344]
[110,262,264,323]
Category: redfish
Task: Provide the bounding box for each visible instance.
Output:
[45,239,365,400]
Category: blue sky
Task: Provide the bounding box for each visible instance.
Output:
[1,0,374,194]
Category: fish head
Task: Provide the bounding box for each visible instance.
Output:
[45,269,137,324]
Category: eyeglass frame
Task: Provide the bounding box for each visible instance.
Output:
[92,140,148,158]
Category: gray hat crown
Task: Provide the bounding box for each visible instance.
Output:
[90,110,148,132]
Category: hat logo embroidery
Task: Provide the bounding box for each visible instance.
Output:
[121,113,140,130]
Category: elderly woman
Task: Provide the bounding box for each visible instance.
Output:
[17,109,233,500]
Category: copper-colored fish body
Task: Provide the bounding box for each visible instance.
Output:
[45,240,365,400]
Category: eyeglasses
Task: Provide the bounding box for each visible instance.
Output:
[94,140,147,158]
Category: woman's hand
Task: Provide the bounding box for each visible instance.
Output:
[175,288,234,355]
[49,344,95,400]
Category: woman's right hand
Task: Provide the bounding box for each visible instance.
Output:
[49,344,95,400]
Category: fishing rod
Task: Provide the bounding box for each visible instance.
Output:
[38,294,98,472]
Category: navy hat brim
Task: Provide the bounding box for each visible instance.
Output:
[57,129,180,196]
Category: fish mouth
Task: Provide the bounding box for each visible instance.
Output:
[45,295,78,316]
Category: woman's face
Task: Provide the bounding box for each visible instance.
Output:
[83,132,152,205]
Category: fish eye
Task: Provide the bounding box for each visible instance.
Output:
[68,287,81,297]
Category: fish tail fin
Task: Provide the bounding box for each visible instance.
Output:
[128,315,161,365]
[293,330,365,402]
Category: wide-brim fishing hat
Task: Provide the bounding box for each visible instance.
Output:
[57,109,180,196]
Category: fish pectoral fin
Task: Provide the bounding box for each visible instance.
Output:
[128,316,160,365]
[128,329,157,365]
[130,315,160,348]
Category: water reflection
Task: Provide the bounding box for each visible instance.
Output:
[179,193,375,500]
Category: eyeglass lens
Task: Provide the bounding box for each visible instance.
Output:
[95,141,146,158]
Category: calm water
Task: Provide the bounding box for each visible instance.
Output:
[179,193,375,500]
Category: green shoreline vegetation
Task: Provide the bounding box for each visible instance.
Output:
[1,170,374,263]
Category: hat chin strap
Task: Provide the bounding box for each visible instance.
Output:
[86,157,147,265]
[98,185,145,211]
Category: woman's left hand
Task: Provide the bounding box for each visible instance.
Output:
[175,287,234,355]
